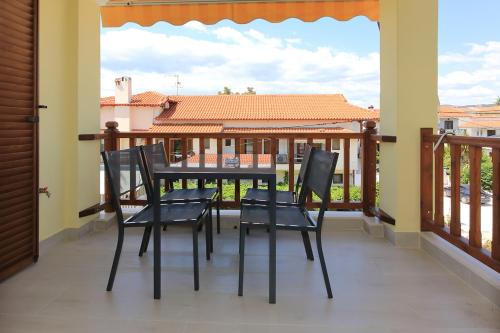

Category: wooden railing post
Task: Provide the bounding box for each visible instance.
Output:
[343,138,351,204]
[288,138,295,192]
[103,121,119,212]
[434,141,445,227]
[252,138,259,188]
[492,148,500,260]
[362,121,377,216]
[420,128,434,230]
[217,138,223,203]
[450,144,462,237]
[469,146,482,247]
[235,138,241,204]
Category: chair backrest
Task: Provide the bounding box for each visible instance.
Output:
[295,144,314,199]
[140,143,171,199]
[101,148,146,224]
[299,149,339,230]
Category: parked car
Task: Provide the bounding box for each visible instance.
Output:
[444,184,491,205]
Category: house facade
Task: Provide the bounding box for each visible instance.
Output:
[438,104,500,137]
[101,77,379,185]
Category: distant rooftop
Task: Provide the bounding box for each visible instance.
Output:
[154,94,379,123]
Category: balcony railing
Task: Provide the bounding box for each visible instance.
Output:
[79,120,388,219]
[421,129,500,272]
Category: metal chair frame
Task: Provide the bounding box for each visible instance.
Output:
[241,144,314,206]
[140,142,222,233]
[102,147,211,292]
[238,149,339,299]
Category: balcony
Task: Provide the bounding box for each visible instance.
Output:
[1,1,499,332]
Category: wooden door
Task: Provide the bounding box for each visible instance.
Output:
[0,0,39,281]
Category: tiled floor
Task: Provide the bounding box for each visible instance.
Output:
[1,226,499,333]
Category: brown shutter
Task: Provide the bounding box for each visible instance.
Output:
[0,0,39,281]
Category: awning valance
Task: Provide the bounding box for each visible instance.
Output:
[100,0,379,27]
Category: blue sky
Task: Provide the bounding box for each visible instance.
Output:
[101,0,500,107]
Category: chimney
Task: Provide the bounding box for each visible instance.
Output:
[368,105,375,111]
[114,76,132,104]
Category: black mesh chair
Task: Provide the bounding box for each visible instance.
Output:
[102,147,211,292]
[238,149,339,299]
[141,143,221,233]
[241,144,313,206]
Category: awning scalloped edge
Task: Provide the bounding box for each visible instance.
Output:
[101,1,379,27]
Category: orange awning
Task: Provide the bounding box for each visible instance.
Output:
[100,0,379,27]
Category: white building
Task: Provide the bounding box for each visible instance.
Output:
[101,77,380,185]
[439,104,500,137]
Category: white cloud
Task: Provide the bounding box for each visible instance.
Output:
[101,27,500,107]
[101,27,380,107]
[183,21,208,32]
[439,41,500,105]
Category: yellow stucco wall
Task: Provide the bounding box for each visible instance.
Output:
[39,0,100,241]
[379,0,438,232]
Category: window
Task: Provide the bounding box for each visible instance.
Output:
[332,139,341,150]
[332,174,343,184]
[225,139,232,147]
[171,139,181,153]
[444,120,454,130]
[244,139,253,154]
[263,140,270,154]
[487,130,496,137]
[204,138,210,149]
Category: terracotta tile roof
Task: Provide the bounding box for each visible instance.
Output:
[187,154,271,165]
[101,91,168,107]
[223,127,354,134]
[463,105,500,113]
[439,105,468,118]
[459,120,500,129]
[439,105,500,118]
[149,124,354,134]
[149,124,223,133]
[155,94,378,122]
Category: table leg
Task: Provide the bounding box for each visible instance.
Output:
[269,175,276,304]
[154,176,161,299]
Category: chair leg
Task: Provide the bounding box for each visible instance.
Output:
[107,226,124,291]
[238,225,246,296]
[139,226,152,257]
[216,197,221,234]
[301,231,314,261]
[192,224,199,291]
[205,215,211,261]
[315,231,333,299]
[209,207,214,253]
[144,225,153,253]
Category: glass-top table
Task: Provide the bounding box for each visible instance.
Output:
[152,154,277,303]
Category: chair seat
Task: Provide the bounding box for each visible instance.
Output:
[126,202,209,226]
[241,188,295,205]
[240,205,315,230]
[162,187,218,202]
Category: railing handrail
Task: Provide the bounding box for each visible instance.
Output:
[427,133,500,148]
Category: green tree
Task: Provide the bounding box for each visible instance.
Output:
[217,86,257,95]
[458,151,493,191]
[218,86,232,95]
[496,96,500,105]
[243,87,256,95]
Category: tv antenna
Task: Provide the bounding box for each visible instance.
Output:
[173,74,183,95]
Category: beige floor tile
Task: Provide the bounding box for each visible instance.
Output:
[0,227,498,332]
